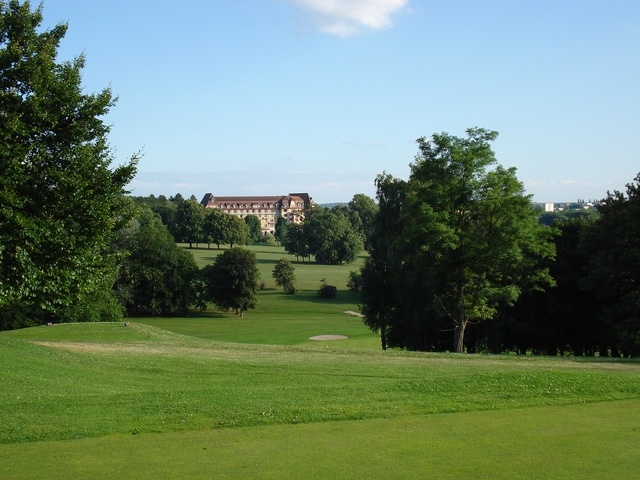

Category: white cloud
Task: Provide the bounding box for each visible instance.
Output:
[289,0,409,37]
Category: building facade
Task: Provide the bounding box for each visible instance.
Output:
[200,192,314,235]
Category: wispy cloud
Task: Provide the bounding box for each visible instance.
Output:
[289,0,410,37]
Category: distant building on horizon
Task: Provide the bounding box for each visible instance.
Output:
[535,200,600,213]
[200,192,314,235]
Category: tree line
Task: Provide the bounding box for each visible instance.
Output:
[133,193,377,266]
[132,195,256,249]
[354,128,640,357]
[280,198,375,264]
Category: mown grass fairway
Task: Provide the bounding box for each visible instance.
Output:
[2,401,639,479]
[1,322,640,479]
[2,245,640,478]
[136,245,381,349]
[184,244,361,291]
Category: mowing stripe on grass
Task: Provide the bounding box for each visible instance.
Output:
[1,400,638,479]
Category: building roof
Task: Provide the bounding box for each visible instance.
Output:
[200,193,313,208]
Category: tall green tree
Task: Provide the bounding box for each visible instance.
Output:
[170,193,185,204]
[202,208,225,249]
[175,200,205,248]
[583,174,640,356]
[363,128,555,352]
[225,214,250,248]
[131,194,178,236]
[114,207,198,315]
[282,223,310,262]
[359,174,407,350]
[348,194,378,251]
[201,248,259,317]
[244,214,262,244]
[0,1,138,328]
[274,215,288,243]
[202,209,250,249]
[305,209,363,265]
[272,258,296,294]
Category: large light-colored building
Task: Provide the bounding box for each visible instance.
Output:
[200,192,314,235]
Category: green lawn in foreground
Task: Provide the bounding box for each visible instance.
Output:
[3,246,639,478]
[2,400,638,479]
[2,323,639,478]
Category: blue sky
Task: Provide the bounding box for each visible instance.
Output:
[41,0,639,204]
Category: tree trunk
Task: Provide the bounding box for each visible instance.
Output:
[380,323,387,350]
[454,320,467,353]
[453,285,466,353]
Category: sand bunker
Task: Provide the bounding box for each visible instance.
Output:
[309,335,350,341]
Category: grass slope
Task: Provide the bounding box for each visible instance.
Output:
[2,246,639,478]
[2,322,639,478]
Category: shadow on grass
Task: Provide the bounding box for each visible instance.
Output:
[278,290,360,307]
[127,309,228,320]
[255,257,282,266]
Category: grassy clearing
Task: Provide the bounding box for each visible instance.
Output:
[137,244,380,349]
[183,243,363,292]
[136,290,379,348]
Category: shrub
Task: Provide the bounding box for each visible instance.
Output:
[317,278,337,299]
[347,270,362,295]
[262,233,278,246]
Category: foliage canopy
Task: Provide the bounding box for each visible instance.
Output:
[201,248,260,316]
[361,128,556,352]
[0,0,138,328]
[272,257,296,294]
[113,207,198,315]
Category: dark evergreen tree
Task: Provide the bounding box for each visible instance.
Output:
[274,216,288,243]
[359,174,407,350]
